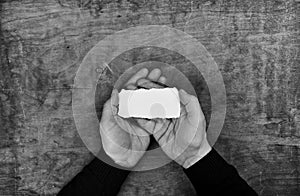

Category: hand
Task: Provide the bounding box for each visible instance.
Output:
[135,72,212,169]
[99,68,152,168]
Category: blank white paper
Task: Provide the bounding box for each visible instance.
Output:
[118,88,180,118]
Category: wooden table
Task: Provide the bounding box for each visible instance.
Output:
[0,0,299,195]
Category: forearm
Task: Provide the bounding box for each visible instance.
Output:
[184,148,258,196]
[58,149,130,196]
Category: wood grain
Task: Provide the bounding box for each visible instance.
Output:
[0,0,299,195]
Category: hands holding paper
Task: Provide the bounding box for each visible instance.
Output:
[61,67,258,195]
[99,68,211,168]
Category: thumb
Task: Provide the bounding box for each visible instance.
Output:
[179,89,202,126]
[110,89,119,115]
[101,89,118,122]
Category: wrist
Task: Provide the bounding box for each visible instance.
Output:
[182,139,212,169]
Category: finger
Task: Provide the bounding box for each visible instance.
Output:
[137,78,149,86]
[136,118,165,134]
[179,89,202,125]
[153,118,168,134]
[147,68,161,81]
[111,89,119,115]
[137,78,163,89]
[125,68,149,86]
[178,89,191,105]
[158,76,166,84]
[153,119,174,144]
[136,118,155,132]
[126,84,137,90]
[119,118,150,137]
[101,98,113,122]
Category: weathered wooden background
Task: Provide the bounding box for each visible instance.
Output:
[0,0,299,195]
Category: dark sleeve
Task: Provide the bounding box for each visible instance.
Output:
[184,148,258,196]
[57,149,130,196]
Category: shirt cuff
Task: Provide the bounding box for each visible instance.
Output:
[183,139,212,168]
[85,148,130,183]
[184,148,233,182]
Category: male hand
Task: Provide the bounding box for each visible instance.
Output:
[135,69,212,168]
[99,68,152,168]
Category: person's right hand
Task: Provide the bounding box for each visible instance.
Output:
[136,77,212,169]
[99,68,151,168]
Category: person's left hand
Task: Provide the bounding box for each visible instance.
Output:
[100,68,154,168]
[134,70,211,169]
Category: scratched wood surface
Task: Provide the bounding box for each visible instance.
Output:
[0,0,299,195]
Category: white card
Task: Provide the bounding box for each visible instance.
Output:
[118,88,180,118]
